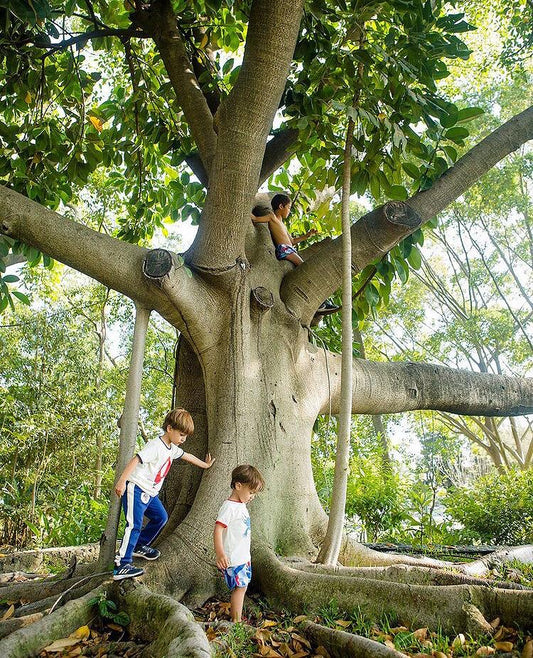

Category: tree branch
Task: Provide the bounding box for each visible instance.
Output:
[259,128,300,184]
[281,106,533,324]
[133,0,217,174]
[282,202,422,325]
[0,186,201,333]
[184,126,299,189]
[317,350,533,417]
[187,0,304,268]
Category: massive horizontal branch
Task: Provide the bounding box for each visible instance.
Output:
[143,248,229,354]
[317,351,533,417]
[282,106,533,323]
[0,186,201,331]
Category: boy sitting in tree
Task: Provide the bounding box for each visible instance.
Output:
[251,193,340,315]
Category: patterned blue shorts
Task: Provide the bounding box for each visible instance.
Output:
[221,562,252,590]
[275,243,297,260]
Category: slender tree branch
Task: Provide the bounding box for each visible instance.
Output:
[133,0,217,173]
[31,28,147,53]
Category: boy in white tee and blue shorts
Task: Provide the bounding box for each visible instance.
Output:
[113,408,215,580]
[214,464,265,622]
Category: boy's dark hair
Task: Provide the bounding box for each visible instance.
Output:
[162,408,194,435]
[231,464,265,492]
[271,193,291,211]
[252,204,272,217]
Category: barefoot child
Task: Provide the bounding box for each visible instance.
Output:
[113,408,215,580]
[214,465,265,622]
[252,194,340,315]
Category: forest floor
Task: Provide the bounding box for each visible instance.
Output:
[1,560,533,657]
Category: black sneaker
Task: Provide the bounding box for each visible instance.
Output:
[316,299,341,315]
[113,564,144,581]
[132,545,161,560]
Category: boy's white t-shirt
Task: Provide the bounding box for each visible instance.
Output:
[216,500,251,566]
[128,437,184,497]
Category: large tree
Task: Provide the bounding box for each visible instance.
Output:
[1,0,533,643]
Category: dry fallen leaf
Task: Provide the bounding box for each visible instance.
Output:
[523,640,533,658]
[494,641,514,652]
[291,633,312,649]
[384,640,396,649]
[107,622,126,632]
[413,627,429,641]
[293,615,307,624]
[42,637,80,652]
[475,647,495,656]
[490,617,500,628]
[70,625,90,640]
[313,647,331,658]
[390,626,409,635]
[433,652,448,658]
[1,604,15,621]
[335,619,351,628]
[66,648,82,657]
[262,619,279,628]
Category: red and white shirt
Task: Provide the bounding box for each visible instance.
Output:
[128,437,184,496]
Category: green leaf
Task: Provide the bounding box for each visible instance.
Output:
[12,291,30,305]
[402,162,420,180]
[2,274,19,283]
[456,107,484,123]
[407,245,422,269]
[444,126,469,143]
[388,185,408,201]
[364,283,380,307]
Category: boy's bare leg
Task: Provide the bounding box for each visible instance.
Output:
[230,586,247,622]
[285,252,304,266]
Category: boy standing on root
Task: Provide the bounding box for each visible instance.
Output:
[251,193,340,315]
[113,408,215,581]
[214,464,265,622]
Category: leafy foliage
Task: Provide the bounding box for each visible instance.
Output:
[0,275,175,548]
[445,468,533,544]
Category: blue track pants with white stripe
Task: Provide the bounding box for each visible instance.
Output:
[115,482,168,566]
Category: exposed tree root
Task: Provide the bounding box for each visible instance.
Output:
[254,545,533,635]
[0,544,99,575]
[460,545,533,577]
[339,534,533,578]
[300,620,408,657]
[12,576,109,617]
[0,572,43,585]
[0,583,106,658]
[339,535,452,568]
[0,613,43,641]
[115,581,211,657]
[290,560,530,590]
[0,579,211,657]
[0,568,107,605]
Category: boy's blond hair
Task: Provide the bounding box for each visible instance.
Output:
[162,408,194,435]
[231,464,265,492]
